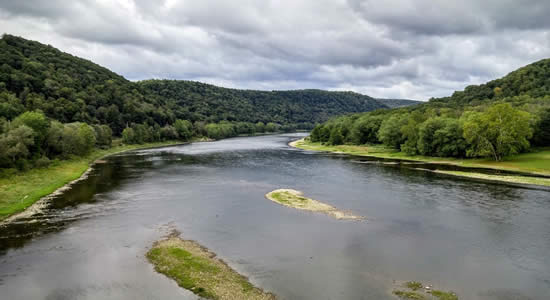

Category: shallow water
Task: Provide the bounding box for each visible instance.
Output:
[1,133,549,300]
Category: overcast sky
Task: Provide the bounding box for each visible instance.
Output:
[1,0,550,100]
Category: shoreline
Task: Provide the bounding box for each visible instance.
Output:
[0,140,199,225]
[290,138,550,188]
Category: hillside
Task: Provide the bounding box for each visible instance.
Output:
[0,34,399,134]
[138,80,387,125]
[376,98,421,108]
[430,58,550,105]
[310,59,550,160]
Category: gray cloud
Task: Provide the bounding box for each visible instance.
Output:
[1,0,550,100]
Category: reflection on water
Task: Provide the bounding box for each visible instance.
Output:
[1,133,549,300]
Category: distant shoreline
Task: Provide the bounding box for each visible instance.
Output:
[290,138,550,188]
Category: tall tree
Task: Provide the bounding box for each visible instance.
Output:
[461,103,533,161]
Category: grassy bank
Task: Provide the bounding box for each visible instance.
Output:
[265,189,363,220]
[0,140,186,221]
[292,139,550,187]
[147,235,275,300]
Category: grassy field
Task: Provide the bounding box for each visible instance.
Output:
[265,189,363,220]
[0,140,185,221]
[147,235,275,300]
[292,139,550,176]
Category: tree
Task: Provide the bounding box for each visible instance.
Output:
[350,114,384,145]
[46,120,64,155]
[462,103,533,161]
[255,122,265,133]
[328,126,344,145]
[93,124,113,148]
[174,119,192,140]
[160,125,179,141]
[377,113,408,149]
[59,123,96,156]
[417,117,465,157]
[12,110,50,150]
[0,125,35,167]
[77,123,96,155]
[122,127,136,144]
[532,108,550,146]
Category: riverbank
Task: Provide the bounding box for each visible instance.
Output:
[291,138,550,187]
[147,232,275,300]
[265,189,363,220]
[0,139,195,222]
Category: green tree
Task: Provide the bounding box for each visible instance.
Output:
[160,125,179,141]
[93,124,113,148]
[462,103,533,161]
[122,127,136,144]
[174,119,192,140]
[532,108,550,146]
[0,125,35,167]
[328,126,344,145]
[46,120,64,155]
[417,117,465,157]
[255,122,265,133]
[12,111,50,150]
[377,113,408,149]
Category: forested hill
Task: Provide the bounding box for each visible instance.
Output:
[310,59,550,161]
[430,58,550,106]
[138,80,387,125]
[0,34,399,135]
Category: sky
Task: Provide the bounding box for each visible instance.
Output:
[1,0,550,100]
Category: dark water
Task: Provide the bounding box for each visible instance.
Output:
[1,134,549,300]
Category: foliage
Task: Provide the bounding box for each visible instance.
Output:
[311,59,550,161]
[0,34,401,172]
[462,104,532,161]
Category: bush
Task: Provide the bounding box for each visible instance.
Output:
[34,156,51,168]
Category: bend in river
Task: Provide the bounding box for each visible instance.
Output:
[1,133,549,299]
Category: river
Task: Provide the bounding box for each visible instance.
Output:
[1,133,549,299]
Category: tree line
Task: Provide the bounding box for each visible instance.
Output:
[311,83,550,161]
[0,109,295,174]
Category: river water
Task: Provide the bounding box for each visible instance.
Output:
[1,133,549,300]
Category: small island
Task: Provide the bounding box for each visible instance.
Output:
[265,189,363,220]
[393,281,458,300]
[147,233,275,300]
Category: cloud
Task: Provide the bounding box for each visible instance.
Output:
[1,0,550,100]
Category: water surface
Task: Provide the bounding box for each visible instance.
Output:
[1,134,549,299]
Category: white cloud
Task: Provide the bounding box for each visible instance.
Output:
[1,0,550,100]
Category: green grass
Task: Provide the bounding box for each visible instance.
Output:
[146,237,274,300]
[0,140,184,221]
[293,139,550,186]
[393,290,426,300]
[429,290,458,300]
[405,281,423,291]
[392,281,458,300]
[436,170,550,187]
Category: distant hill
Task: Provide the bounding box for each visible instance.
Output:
[0,34,394,133]
[138,80,388,126]
[376,98,421,108]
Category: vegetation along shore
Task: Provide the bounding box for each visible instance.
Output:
[292,139,550,187]
[0,139,190,222]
